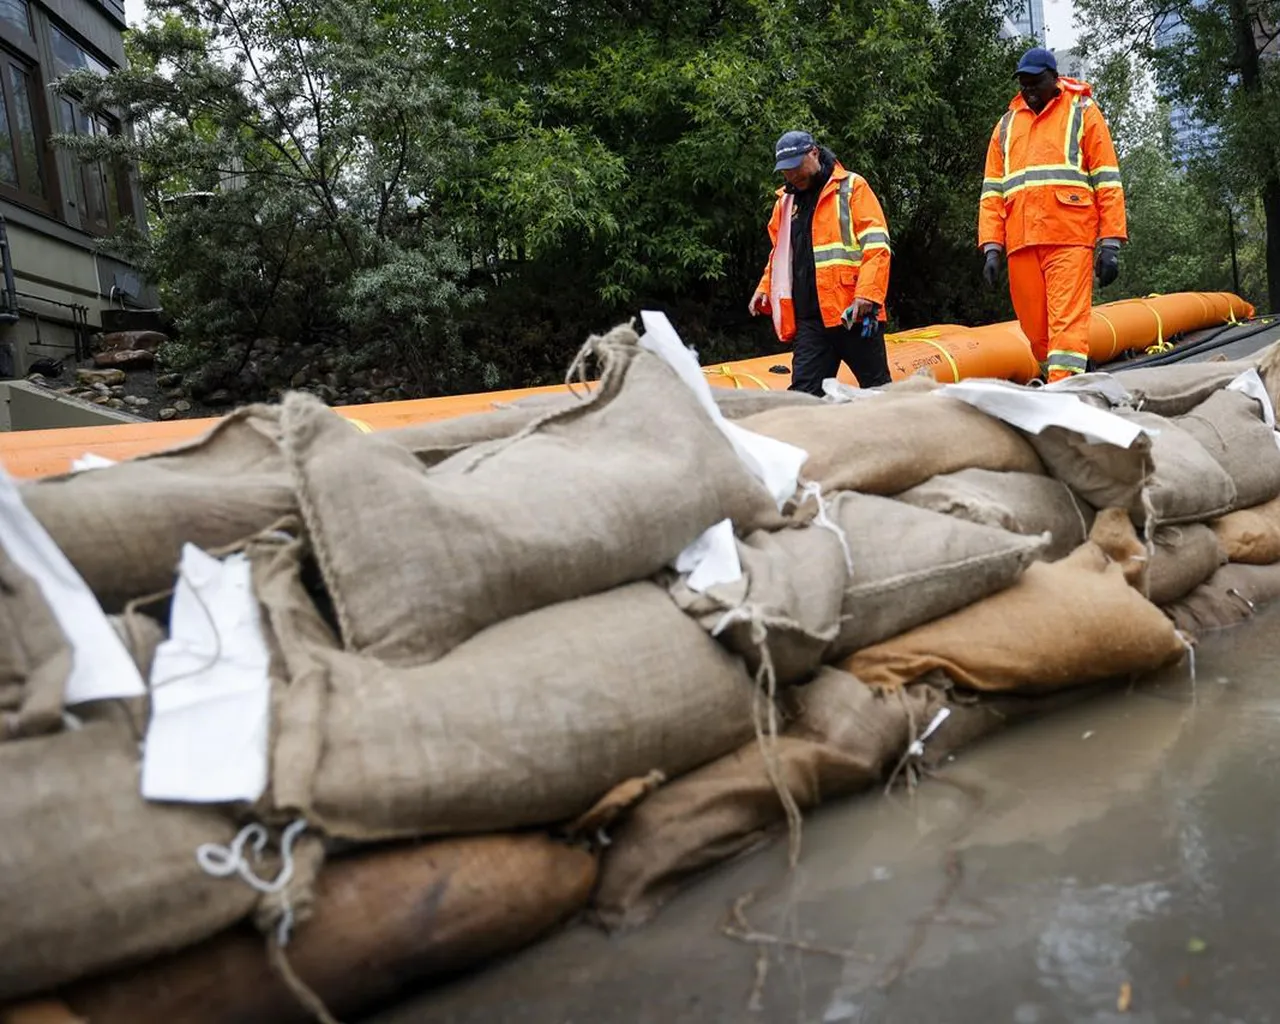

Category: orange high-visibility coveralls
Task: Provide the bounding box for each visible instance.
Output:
[978,78,1127,382]
[757,162,892,343]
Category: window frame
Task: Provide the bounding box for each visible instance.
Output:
[0,44,53,213]
[57,91,132,235]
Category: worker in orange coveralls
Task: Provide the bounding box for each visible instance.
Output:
[749,130,893,395]
[978,46,1127,383]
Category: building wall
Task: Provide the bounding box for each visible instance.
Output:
[0,0,148,378]
[1005,0,1047,44]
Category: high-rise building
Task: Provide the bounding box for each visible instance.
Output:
[1154,8,1219,164]
[1004,0,1047,44]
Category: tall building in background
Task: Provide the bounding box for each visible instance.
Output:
[1004,0,1047,44]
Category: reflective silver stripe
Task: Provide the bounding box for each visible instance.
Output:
[981,177,1004,197]
[1089,167,1123,187]
[837,175,854,249]
[813,247,862,266]
[1066,97,1087,168]
[1002,166,1092,192]
[1047,349,1089,372]
[857,229,890,246]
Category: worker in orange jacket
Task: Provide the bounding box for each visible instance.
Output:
[749,131,893,395]
[978,47,1127,383]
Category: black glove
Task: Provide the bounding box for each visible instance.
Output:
[1095,246,1119,287]
[982,249,1001,289]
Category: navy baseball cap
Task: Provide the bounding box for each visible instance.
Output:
[774,130,816,171]
[1014,46,1058,77]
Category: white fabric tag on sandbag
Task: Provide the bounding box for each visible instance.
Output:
[1043,371,1134,408]
[70,452,118,473]
[640,310,809,593]
[1225,368,1280,450]
[141,543,271,804]
[940,379,1155,448]
[0,464,145,703]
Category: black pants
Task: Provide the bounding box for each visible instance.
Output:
[789,317,892,396]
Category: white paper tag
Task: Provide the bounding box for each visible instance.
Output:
[71,453,118,473]
[0,464,145,704]
[141,545,271,804]
[940,380,1156,448]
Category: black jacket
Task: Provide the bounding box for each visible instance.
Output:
[785,147,837,321]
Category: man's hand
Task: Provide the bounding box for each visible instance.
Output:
[1095,245,1119,288]
[841,298,879,336]
[982,249,1002,289]
[748,290,770,316]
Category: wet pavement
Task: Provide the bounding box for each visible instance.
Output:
[375,604,1280,1024]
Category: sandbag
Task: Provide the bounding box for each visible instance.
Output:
[1211,495,1280,564]
[107,611,167,680]
[0,712,257,1001]
[841,542,1187,692]
[668,493,1047,685]
[59,834,597,1024]
[1027,411,1235,526]
[593,668,1101,930]
[739,393,1044,496]
[18,406,294,612]
[285,326,778,665]
[1175,389,1280,510]
[1165,562,1280,636]
[895,468,1094,560]
[255,533,758,840]
[1087,508,1224,606]
[378,405,566,467]
[0,544,69,742]
[1114,359,1259,417]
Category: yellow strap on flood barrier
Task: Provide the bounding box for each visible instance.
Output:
[886,329,960,382]
[1140,295,1168,353]
[703,365,771,390]
[1092,310,1120,362]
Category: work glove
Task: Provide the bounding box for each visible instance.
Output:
[841,300,880,338]
[982,249,1001,289]
[1095,245,1120,288]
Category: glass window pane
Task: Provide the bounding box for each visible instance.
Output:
[50,25,109,79]
[0,0,30,36]
[0,96,17,187]
[8,64,42,197]
[96,115,123,225]
[60,98,89,218]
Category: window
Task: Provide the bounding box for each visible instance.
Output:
[0,49,46,208]
[50,24,107,78]
[0,0,29,38]
[58,98,129,232]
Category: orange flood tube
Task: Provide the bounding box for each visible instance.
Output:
[0,291,1258,479]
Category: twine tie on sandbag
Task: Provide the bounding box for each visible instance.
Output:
[196,819,308,947]
[906,707,952,759]
[797,480,854,576]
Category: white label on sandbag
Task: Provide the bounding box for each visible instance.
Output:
[1227,368,1277,427]
[639,310,808,509]
[940,380,1156,448]
[0,464,145,703]
[141,543,271,804]
[70,452,118,473]
[675,517,742,592]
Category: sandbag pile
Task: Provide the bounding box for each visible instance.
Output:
[12,326,1280,1022]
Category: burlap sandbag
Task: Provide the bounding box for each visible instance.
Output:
[1087,508,1224,606]
[107,611,167,680]
[0,711,257,1001]
[1211,495,1280,564]
[255,533,758,839]
[1116,359,1259,417]
[59,834,597,1024]
[895,468,1094,561]
[592,668,1102,930]
[19,406,295,612]
[1175,389,1280,510]
[668,493,1048,685]
[284,327,778,665]
[1027,411,1236,526]
[0,545,70,742]
[739,393,1044,496]
[1165,562,1280,636]
[841,542,1187,692]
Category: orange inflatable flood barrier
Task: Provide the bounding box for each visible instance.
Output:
[0,291,1257,480]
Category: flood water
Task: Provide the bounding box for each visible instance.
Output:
[376,604,1280,1024]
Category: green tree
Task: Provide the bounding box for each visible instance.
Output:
[1076,0,1280,312]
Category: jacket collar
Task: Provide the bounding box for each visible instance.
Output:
[1007,76,1092,115]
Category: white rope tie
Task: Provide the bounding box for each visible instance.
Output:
[907,707,952,759]
[197,819,309,946]
[798,480,854,576]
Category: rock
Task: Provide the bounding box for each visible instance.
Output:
[174,399,192,412]
[123,395,150,408]
[110,385,126,395]
[94,349,156,370]
[290,367,312,388]
[157,372,183,388]
[204,388,233,407]
[97,330,169,354]
[351,388,369,402]
[77,368,126,387]
[106,398,126,410]
[164,387,185,400]
[90,395,111,405]
[158,407,178,420]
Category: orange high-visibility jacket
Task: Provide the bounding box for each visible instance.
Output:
[978,78,1126,254]
[757,162,891,343]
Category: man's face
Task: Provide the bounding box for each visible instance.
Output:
[781,148,821,189]
[1017,69,1059,113]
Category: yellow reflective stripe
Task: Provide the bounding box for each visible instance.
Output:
[999,110,1015,171]
[860,241,891,254]
[981,177,1004,196]
[856,228,890,245]
[1047,349,1088,370]
[837,175,854,249]
[1066,96,1087,168]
